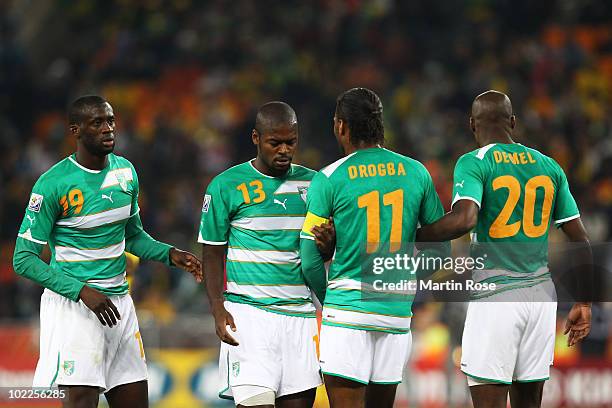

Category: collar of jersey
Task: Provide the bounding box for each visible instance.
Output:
[68,154,108,174]
[248,158,292,179]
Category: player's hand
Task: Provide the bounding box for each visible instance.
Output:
[564,302,592,347]
[312,217,336,262]
[211,303,238,346]
[170,248,203,283]
[79,285,121,327]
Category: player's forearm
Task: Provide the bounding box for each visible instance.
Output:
[300,238,327,303]
[13,238,85,301]
[203,244,227,309]
[125,214,172,264]
[561,219,593,303]
[417,211,475,242]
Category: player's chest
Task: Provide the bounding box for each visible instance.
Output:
[232,179,310,217]
[58,169,135,218]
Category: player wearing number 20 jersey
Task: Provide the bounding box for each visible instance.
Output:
[417,91,591,406]
[452,142,579,298]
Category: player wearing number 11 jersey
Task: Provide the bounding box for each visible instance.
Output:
[300,88,447,408]
[417,90,592,408]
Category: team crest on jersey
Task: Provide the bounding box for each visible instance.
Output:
[202,194,212,213]
[116,173,128,192]
[297,186,309,203]
[27,193,44,213]
[63,360,75,376]
[232,361,240,377]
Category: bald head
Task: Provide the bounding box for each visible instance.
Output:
[470,90,516,146]
[471,90,513,124]
[254,101,297,135]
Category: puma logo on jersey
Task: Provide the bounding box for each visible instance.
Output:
[274,198,287,210]
[101,192,114,203]
[26,215,36,224]
[455,180,465,188]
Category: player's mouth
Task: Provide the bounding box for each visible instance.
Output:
[101,137,115,148]
[274,157,291,166]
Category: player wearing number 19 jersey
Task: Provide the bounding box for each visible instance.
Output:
[12,96,201,407]
[300,88,447,408]
[417,90,592,408]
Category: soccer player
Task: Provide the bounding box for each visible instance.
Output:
[300,88,447,408]
[416,90,592,408]
[12,95,202,408]
[198,101,321,407]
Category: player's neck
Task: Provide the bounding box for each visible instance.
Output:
[344,141,380,155]
[252,157,289,178]
[75,150,109,171]
[477,132,514,146]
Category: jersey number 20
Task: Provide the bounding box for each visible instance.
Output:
[490,175,553,239]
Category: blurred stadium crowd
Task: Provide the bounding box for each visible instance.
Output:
[0,0,610,356]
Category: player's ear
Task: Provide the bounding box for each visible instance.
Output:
[469,117,475,133]
[69,124,80,138]
[251,129,259,146]
[510,115,516,129]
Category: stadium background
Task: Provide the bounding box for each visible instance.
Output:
[0,0,611,406]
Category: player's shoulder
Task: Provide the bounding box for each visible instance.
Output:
[289,163,316,180]
[34,156,74,191]
[109,153,135,169]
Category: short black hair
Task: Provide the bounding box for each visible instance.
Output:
[335,87,384,146]
[254,101,297,135]
[69,95,108,125]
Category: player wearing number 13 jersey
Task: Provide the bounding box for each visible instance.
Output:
[199,102,321,407]
[417,91,592,408]
[300,88,447,408]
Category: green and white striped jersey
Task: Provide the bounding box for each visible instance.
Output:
[301,147,445,333]
[452,143,580,298]
[17,154,148,296]
[198,161,316,317]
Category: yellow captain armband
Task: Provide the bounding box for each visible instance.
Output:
[301,212,329,236]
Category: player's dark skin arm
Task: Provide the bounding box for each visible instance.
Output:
[311,217,336,261]
[202,244,238,346]
[560,217,592,346]
[415,200,479,243]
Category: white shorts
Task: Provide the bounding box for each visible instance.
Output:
[319,324,412,385]
[33,289,147,391]
[461,281,557,385]
[219,302,322,403]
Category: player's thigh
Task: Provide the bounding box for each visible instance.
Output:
[514,300,556,382]
[35,289,106,389]
[323,373,366,408]
[365,383,398,408]
[319,324,372,385]
[59,385,100,408]
[461,301,525,384]
[277,315,321,398]
[105,295,148,392]
[370,331,411,385]
[276,387,316,408]
[469,383,510,408]
[509,380,545,408]
[104,379,148,408]
[222,302,283,394]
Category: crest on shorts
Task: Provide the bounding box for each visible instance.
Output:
[232,361,240,377]
[63,360,75,376]
[297,186,308,203]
